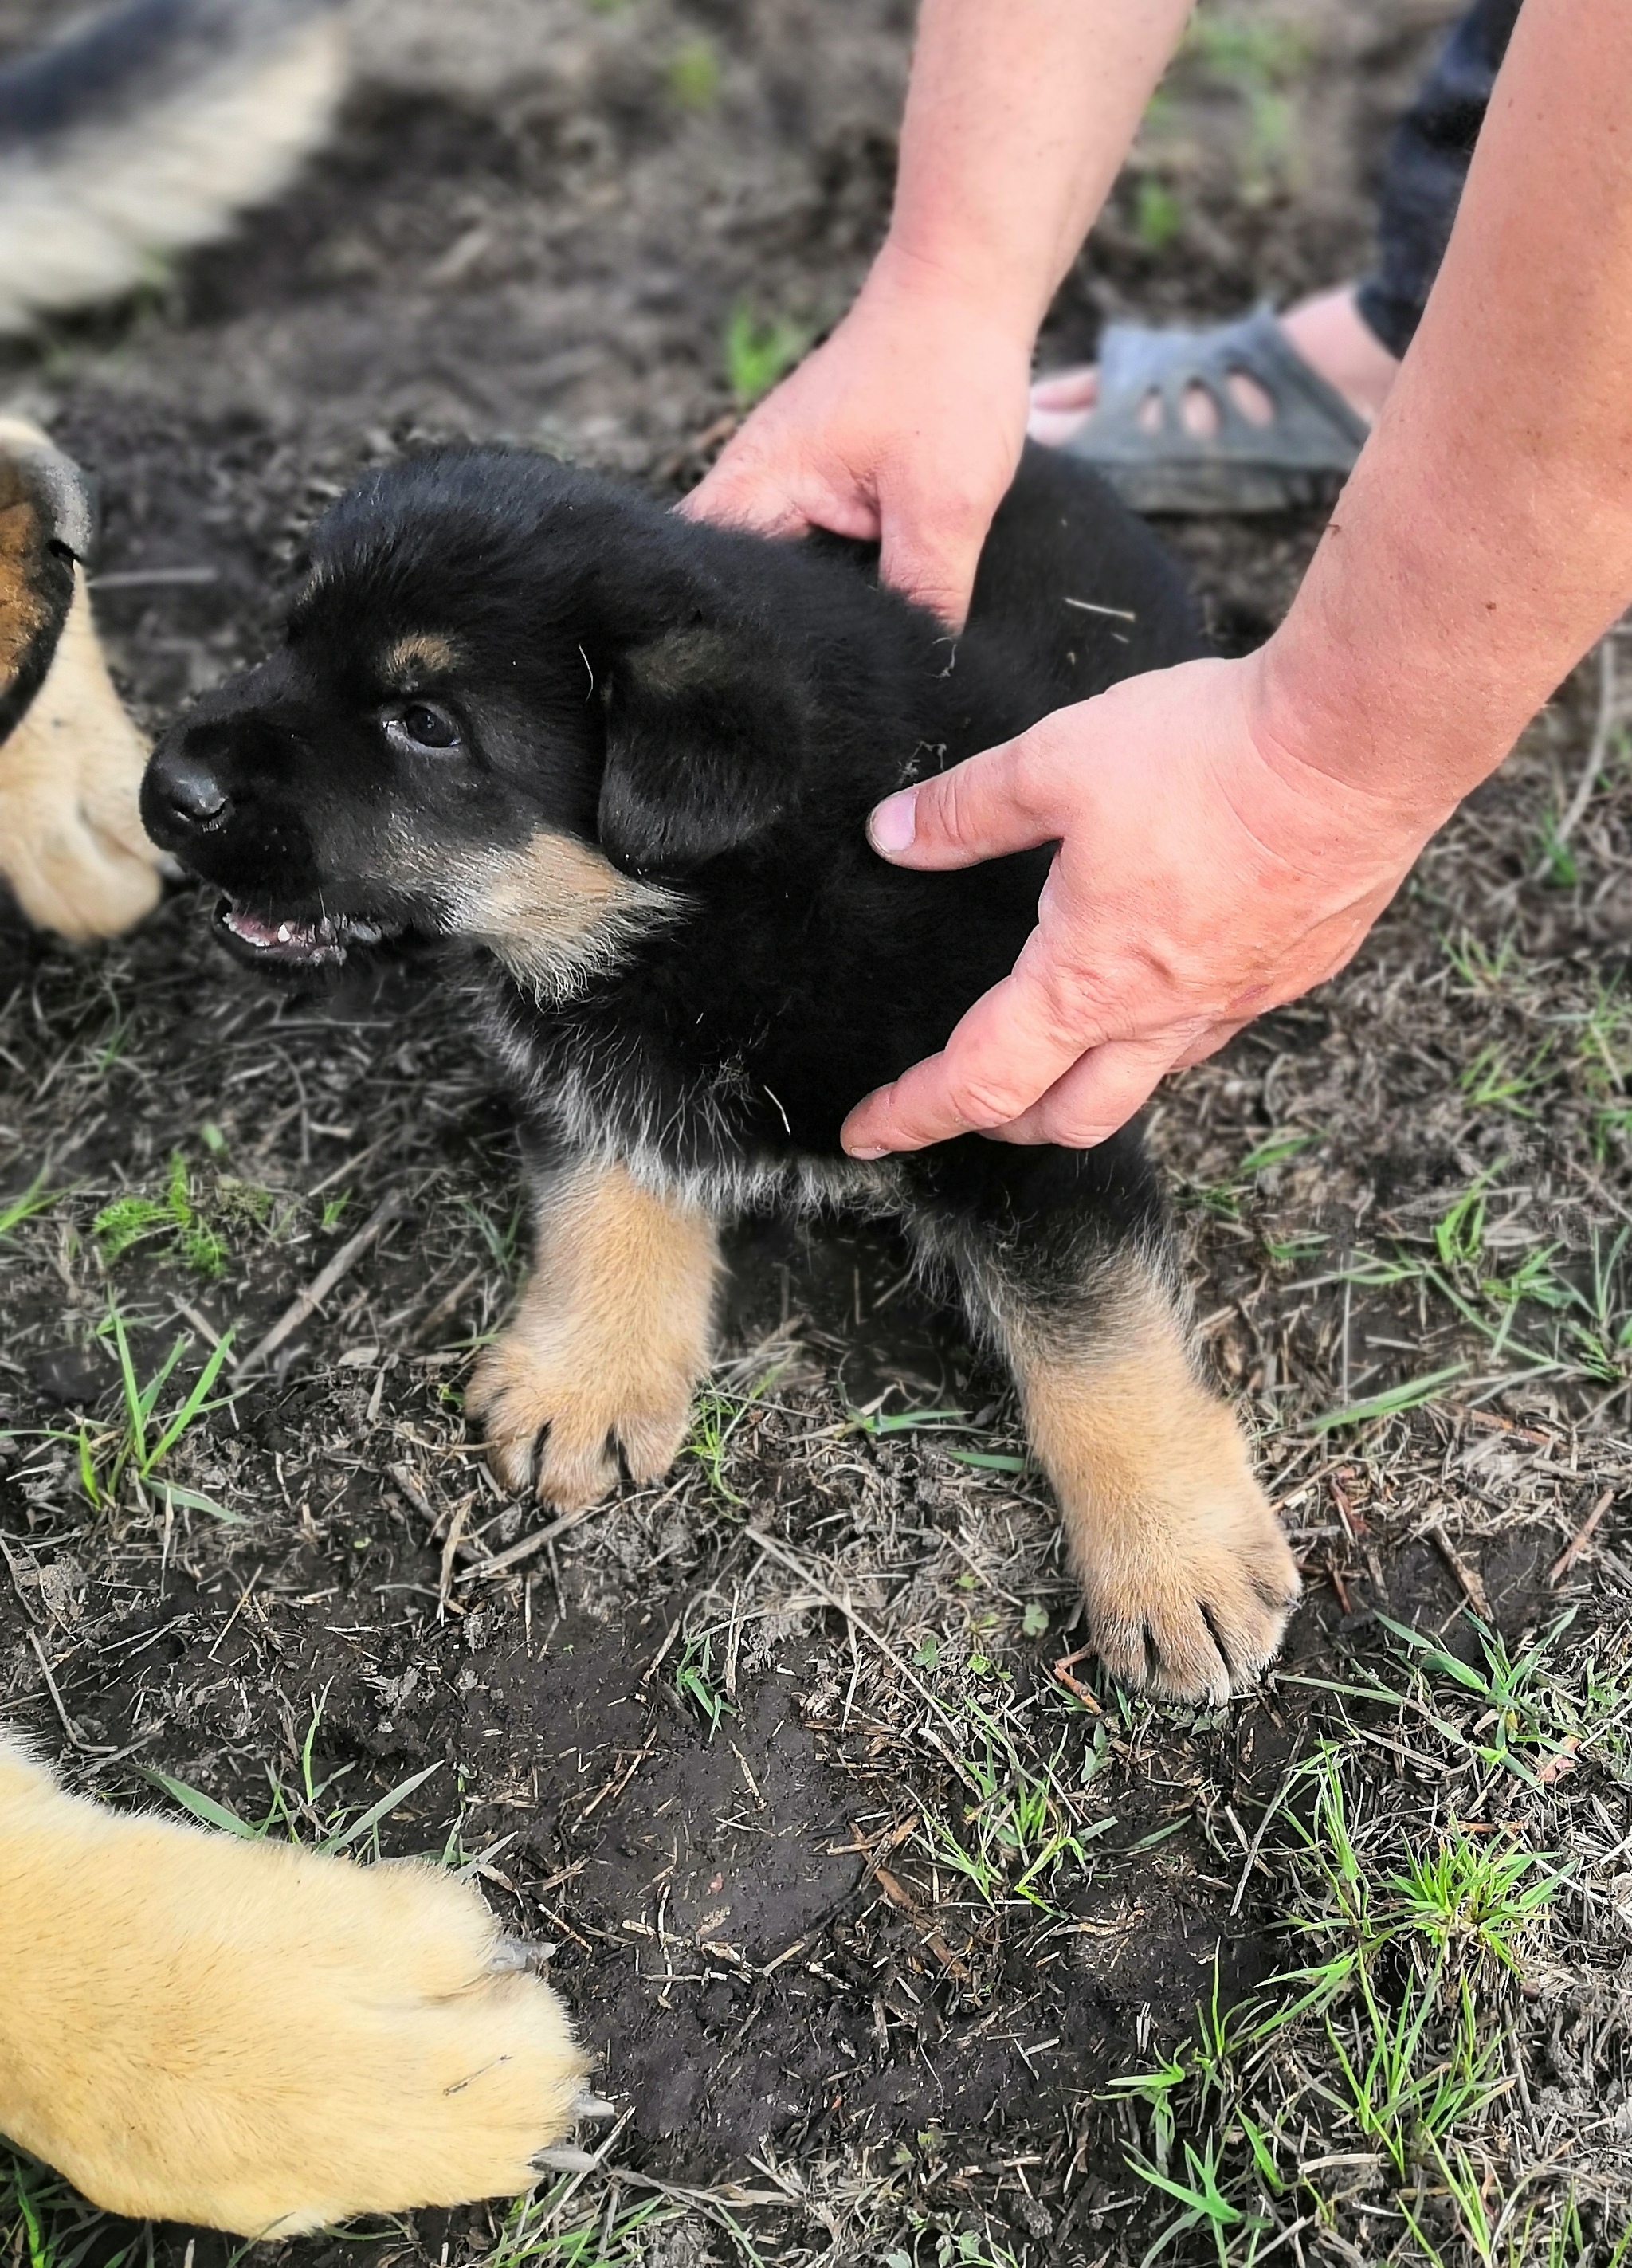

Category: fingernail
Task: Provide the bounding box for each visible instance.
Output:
[868,790,916,855]
[845,1144,887,1160]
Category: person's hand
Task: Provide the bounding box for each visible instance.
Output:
[841,647,1446,1155]
[683,247,1034,629]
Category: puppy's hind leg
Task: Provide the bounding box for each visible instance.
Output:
[466,1140,722,1507]
[908,1140,1300,1703]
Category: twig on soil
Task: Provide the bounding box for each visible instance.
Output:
[1051,1643,1105,1710]
[742,1523,963,1738]
[1426,1521,1492,1617]
[408,1262,484,1348]
[461,1499,606,1581]
[29,1632,110,1754]
[235,1191,407,1375]
[1549,1485,1615,1585]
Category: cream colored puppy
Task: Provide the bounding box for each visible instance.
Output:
[0,1740,589,2236]
[0,418,163,940]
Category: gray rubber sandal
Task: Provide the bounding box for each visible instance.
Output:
[1055,304,1370,514]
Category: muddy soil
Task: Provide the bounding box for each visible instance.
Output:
[4,2,1628,2262]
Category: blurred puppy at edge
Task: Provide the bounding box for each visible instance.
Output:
[0,6,599,2242]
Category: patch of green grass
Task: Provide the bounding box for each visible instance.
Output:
[484,2177,692,2266]
[724,303,806,407]
[671,1626,735,1738]
[1443,926,1520,994]
[147,1687,446,1858]
[1461,1038,1554,1117]
[0,1173,65,1242]
[1111,1741,1566,2267]
[68,1301,237,1519]
[457,1191,528,1280]
[1133,175,1185,251]
[1183,10,1312,185]
[1191,1128,1319,1221]
[666,34,720,110]
[93,1150,226,1277]
[1314,1606,1603,1788]
[1302,1360,1469,1435]
[917,1691,1112,1917]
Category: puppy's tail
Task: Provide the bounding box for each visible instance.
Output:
[0,0,347,334]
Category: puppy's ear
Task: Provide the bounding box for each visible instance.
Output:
[598,626,806,873]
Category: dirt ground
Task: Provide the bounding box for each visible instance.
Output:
[3,2,1632,2263]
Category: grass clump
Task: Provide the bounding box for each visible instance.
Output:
[93,1151,226,1278]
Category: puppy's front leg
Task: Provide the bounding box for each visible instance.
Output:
[466,1147,720,1505]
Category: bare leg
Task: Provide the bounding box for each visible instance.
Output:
[467,1148,721,1505]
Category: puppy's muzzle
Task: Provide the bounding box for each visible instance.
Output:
[144,744,231,835]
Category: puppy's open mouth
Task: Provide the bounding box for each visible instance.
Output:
[213,897,402,968]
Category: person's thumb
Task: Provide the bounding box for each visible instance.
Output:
[868,732,1057,872]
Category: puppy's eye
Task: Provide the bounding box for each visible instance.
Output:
[385,700,462,752]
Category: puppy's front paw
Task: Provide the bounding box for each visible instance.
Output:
[467,1323,696,1506]
[1019,1317,1300,1703]
[1074,1459,1301,1704]
[0,1771,589,2236]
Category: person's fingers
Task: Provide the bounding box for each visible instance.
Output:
[987,1029,1193,1147]
[1029,367,1097,411]
[868,732,1061,869]
[842,947,1104,1153]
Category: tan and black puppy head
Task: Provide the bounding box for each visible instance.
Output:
[142,446,812,983]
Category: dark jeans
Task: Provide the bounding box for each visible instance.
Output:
[1355,0,1523,359]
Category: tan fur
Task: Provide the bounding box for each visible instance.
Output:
[1007,1267,1300,1702]
[451,827,678,1003]
[0,547,164,940]
[0,1737,583,2237]
[379,630,462,685]
[467,1156,720,1505]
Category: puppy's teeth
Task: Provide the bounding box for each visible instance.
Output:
[277,922,292,943]
[351,920,381,944]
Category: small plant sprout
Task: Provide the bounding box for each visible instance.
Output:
[671,1627,734,1737]
[76,1302,237,1519]
[725,303,807,407]
[93,1150,227,1277]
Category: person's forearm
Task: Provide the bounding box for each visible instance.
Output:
[1261,0,1632,826]
[877,0,1194,335]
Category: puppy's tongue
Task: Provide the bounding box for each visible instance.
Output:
[223,907,320,951]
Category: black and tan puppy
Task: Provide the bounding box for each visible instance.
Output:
[143,441,1300,1702]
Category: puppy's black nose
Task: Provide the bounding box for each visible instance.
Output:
[147,748,230,830]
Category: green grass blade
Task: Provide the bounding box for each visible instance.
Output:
[320,1760,442,1853]
[143,1768,261,1837]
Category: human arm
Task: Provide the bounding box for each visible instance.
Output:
[840,0,1632,1155]
[684,0,1193,626]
